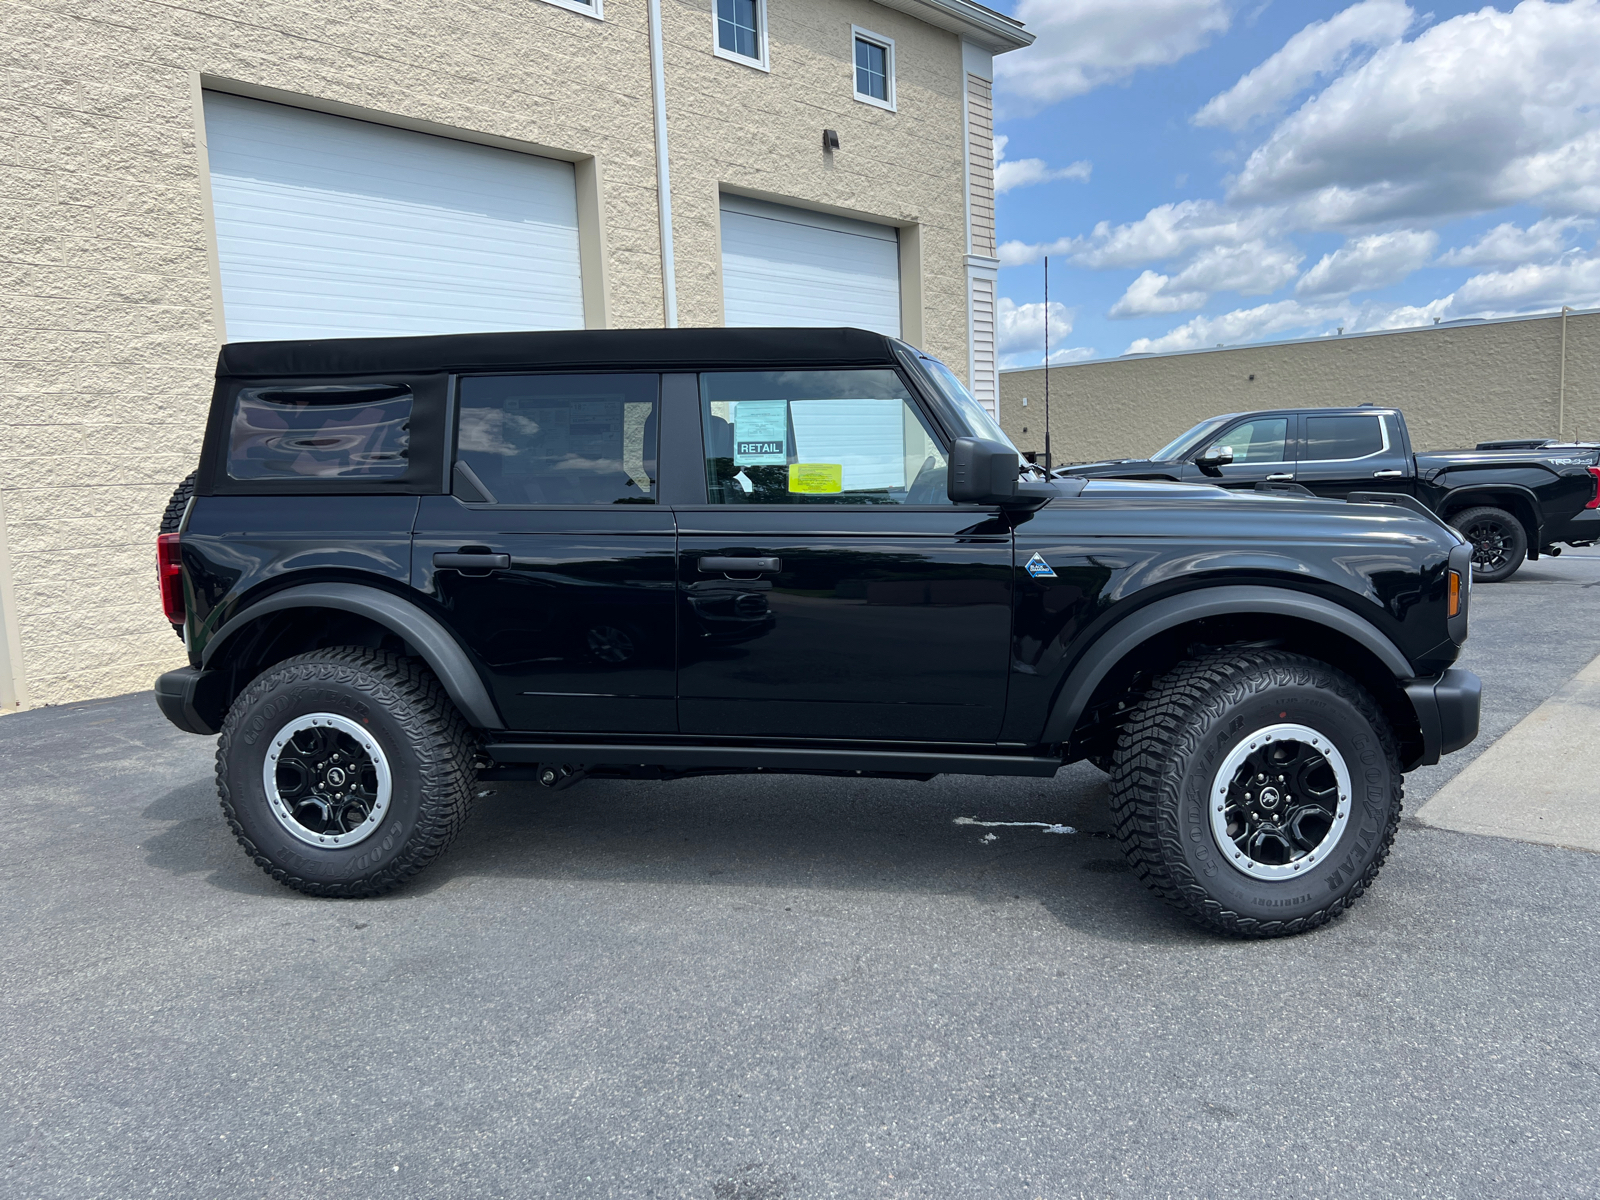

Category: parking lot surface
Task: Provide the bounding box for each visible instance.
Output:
[4,556,1600,1199]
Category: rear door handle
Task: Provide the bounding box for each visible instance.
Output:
[433,552,511,570]
[698,556,781,574]
[1373,469,1404,478]
[1266,473,1294,482]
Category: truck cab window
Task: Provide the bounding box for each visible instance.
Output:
[455,373,658,504]
[1213,417,1288,463]
[700,369,949,505]
[1305,414,1385,461]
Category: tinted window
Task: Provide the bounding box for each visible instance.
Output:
[228,385,411,480]
[1210,417,1288,464]
[702,370,950,505]
[1305,415,1385,461]
[456,374,657,504]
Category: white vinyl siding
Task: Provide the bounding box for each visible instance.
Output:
[966,74,995,258]
[969,274,997,413]
[203,92,584,342]
[719,194,901,336]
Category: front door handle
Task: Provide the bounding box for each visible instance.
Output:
[698,556,781,574]
[1266,472,1294,482]
[433,552,511,570]
[1373,469,1404,478]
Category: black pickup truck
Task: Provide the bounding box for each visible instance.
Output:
[154,328,1479,937]
[1064,406,1600,581]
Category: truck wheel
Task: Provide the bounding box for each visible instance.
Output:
[1450,505,1526,582]
[215,648,476,897]
[1108,649,1402,938]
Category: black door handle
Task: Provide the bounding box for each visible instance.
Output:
[698,556,781,574]
[433,552,511,570]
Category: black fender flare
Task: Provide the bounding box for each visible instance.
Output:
[1435,482,1543,545]
[199,582,505,730]
[1039,585,1414,746]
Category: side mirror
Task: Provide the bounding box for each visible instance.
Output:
[1195,445,1234,477]
[948,437,1024,505]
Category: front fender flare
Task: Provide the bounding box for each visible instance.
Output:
[1039,585,1413,746]
[200,582,505,730]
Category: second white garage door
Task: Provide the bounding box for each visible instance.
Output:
[720,195,901,336]
[203,92,585,342]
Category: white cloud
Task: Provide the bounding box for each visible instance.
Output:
[1110,271,1210,318]
[1436,217,1592,267]
[999,200,1284,270]
[993,134,1092,194]
[1230,0,1600,226]
[996,0,1231,107]
[1194,0,1415,130]
[1295,229,1437,296]
[1450,251,1600,313]
[1125,300,1346,354]
[1110,241,1304,316]
[997,298,1090,366]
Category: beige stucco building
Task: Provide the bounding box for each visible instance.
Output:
[999,308,1600,465]
[0,0,1030,710]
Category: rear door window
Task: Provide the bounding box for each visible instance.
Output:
[1304,414,1386,461]
[700,369,950,505]
[227,384,412,480]
[454,374,658,504]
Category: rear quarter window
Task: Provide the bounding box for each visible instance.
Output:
[227,384,412,480]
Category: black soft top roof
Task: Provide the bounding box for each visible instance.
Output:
[216,327,903,379]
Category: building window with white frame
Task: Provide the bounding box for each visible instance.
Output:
[852,28,895,110]
[538,0,602,19]
[716,0,768,68]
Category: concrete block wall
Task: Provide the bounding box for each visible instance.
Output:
[0,0,979,709]
[999,310,1600,463]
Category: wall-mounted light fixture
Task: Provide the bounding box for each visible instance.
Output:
[823,129,840,151]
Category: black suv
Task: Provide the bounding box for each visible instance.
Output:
[155,328,1480,937]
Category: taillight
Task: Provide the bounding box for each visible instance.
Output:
[1447,569,1462,618]
[157,533,185,626]
[1586,466,1600,509]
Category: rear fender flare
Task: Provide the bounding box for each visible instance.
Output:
[1436,483,1542,549]
[199,582,505,729]
[1040,586,1413,746]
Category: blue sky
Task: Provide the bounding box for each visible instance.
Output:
[989,0,1600,366]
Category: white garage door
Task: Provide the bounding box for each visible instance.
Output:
[203,92,585,342]
[720,195,901,336]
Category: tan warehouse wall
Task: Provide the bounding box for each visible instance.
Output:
[999,310,1600,463]
[0,0,975,708]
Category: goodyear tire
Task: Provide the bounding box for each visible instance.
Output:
[1108,649,1402,938]
[216,648,475,897]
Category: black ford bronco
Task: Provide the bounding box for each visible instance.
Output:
[155,328,1481,936]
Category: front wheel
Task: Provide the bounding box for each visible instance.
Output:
[216,648,476,897]
[1109,650,1402,937]
[1450,505,1527,582]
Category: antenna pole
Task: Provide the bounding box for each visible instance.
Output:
[1043,256,1052,471]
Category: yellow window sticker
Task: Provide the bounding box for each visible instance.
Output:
[788,463,843,493]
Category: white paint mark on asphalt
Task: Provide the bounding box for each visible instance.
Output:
[956,817,1076,835]
[980,832,998,843]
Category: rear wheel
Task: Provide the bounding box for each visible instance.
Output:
[216,648,476,897]
[1108,649,1402,938]
[1450,505,1526,582]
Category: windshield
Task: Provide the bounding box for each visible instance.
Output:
[1151,416,1232,463]
[910,352,1019,451]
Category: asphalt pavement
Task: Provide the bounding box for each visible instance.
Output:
[4,556,1600,1199]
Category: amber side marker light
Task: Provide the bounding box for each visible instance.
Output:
[1447,569,1462,618]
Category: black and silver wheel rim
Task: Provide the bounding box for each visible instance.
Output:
[1209,723,1351,881]
[1464,519,1513,571]
[263,713,392,848]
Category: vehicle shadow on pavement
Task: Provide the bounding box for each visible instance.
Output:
[415,767,1199,944]
[136,761,1200,939]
